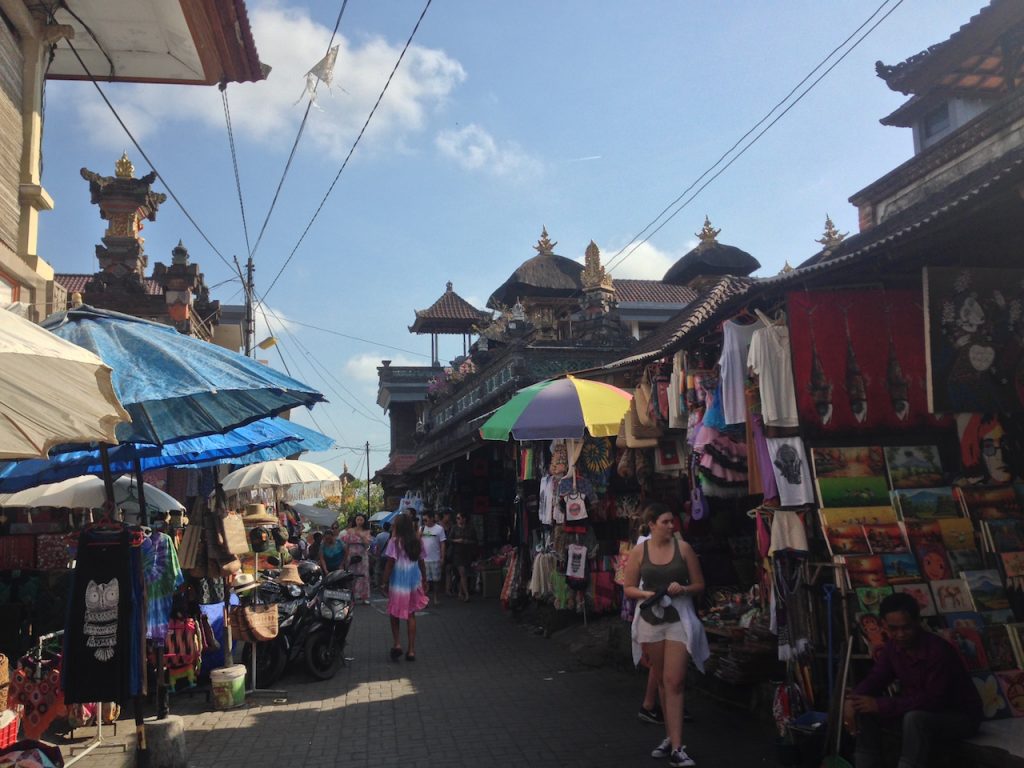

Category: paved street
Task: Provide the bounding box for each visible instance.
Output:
[65,597,775,768]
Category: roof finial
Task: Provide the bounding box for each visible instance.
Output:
[816,214,847,254]
[446,281,453,292]
[534,226,557,256]
[115,151,135,179]
[581,240,613,291]
[695,216,720,249]
[779,260,795,275]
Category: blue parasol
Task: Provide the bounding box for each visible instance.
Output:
[42,306,325,445]
[0,418,333,493]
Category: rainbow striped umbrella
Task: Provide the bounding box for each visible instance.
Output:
[479,375,633,441]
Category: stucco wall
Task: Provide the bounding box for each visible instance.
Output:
[0,15,22,253]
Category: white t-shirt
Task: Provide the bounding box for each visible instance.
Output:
[420,523,446,562]
[765,436,815,506]
[719,318,764,425]
[747,325,799,428]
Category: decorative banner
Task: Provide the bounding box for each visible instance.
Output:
[788,288,946,434]
[924,267,1024,413]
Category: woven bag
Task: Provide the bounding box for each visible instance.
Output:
[229,605,278,643]
[0,653,8,711]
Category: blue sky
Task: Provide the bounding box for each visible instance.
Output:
[38,0,980,479]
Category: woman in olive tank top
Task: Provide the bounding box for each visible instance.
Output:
[624,503,709,767]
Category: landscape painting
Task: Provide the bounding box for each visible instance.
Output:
[962,569,1011,612]
[813,446,890,508]
[881,553,921,584]
[885,445,945,489]
[893,487,959,520]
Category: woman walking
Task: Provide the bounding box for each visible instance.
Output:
[448,512,477,601]
[342,514,372,604]
[381,513,429,661]
[623,503,709,767]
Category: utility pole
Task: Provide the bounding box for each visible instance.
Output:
[244,255,255,357]
[365,441,372,516]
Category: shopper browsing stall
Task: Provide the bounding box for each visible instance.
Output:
[623,504,709,768]
[419,510,447,606]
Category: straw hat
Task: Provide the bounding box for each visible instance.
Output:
[242,503,278,525]
[278,562,304,586]
[232,573,258,593]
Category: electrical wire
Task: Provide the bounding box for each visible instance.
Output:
[260,0,433,305]
[62,38,239,282]
[283,318,432,359]
[603,0,905,275]
[248,0,350,262]
[221,85,251,258]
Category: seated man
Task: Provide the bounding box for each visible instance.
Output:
[845,592,982,768]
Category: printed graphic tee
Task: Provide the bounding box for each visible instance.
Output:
[420,523,447,563]
[765,436,815,506]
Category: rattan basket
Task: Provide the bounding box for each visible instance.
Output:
[229,605,278,643]
[0,653,7,711]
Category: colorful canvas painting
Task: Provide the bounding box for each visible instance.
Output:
[856,612,889,659]
[855,586,893,615]
[983,626,1020,673]
[944,611,985,631]
[820,507,898,527]
[893,487,960,519]
[865,523,908,554]
[956,413,1024,484]
[893,583,937,617]
[915,542,953,581]
[940,626,989,671]
[845,555,888,588]
[825,524,872,556]
[962,569,1010,612]
[930,579,972,613]
[948,548,984,572]
[938,518,976,551]
[957,485,1023,521]
[903,520,942,549]
[995,670,1024,718]
[812,447,890,507]
[789,288,948,433]
[885,445,945,489]
[985,519,1024,552]
[1001,551,1024,579]
[972,671,1014,720]
[924,267,1024,413]
[880,553,921,584]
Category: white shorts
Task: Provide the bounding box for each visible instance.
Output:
[425,560,442,582]
[631,595,710,673]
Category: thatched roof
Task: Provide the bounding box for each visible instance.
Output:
[487,228,584,309]
[662,218,759,285]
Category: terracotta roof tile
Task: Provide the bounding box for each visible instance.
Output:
[613,279,695,305]
[56,273,163,296]
[410,282,490,333]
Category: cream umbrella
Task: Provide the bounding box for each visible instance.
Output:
[0,308,130,459]
[220,459,341,501]
[0,475,184,514]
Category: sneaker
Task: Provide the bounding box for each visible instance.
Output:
[651,738,672,759]
[668,746,695,767]
[638,705,664,725]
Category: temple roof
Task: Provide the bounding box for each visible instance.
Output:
[409,282,490,335]
[662,218,760,285]
[487,228,584,309]
[875,1,1024,97]
[56,274,162,297]
[613,279,696,305]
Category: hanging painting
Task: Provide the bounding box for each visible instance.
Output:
[788,288,947,434]
[924,267,1024,413]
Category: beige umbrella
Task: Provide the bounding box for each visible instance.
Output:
[0,308,129,459]
[220,459,341,501]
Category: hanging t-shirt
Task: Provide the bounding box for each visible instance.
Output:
[720,318,764,425]
[566,544,588,580]
[420,523,446,563]
[747,325,799,428]
[765,436,815,507]
[538,475,556,525]
[63,526,135,705]
[143,531,184,642]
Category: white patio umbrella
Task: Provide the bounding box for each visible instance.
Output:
[0,307,130,459]
[220,459,341,501]
[0,475,184,514]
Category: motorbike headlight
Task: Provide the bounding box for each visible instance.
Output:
[320,603,333,619]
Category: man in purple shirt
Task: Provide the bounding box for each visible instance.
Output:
[845,592,982,768]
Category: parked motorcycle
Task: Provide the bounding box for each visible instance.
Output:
[245,557,358,685]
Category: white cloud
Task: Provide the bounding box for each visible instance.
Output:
[254,303,296,343]
[595,238,701,280]
[344,352,421,383]
[436,124,542,179]
[63,1,467,159]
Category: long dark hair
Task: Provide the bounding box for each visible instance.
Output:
[392,513,422,561]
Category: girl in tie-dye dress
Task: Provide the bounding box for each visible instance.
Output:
[382,513,428,661]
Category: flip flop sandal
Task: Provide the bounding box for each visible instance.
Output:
[405,653,416,661]
[389,647,403,660]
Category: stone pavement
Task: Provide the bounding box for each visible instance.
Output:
[61,596,777,768]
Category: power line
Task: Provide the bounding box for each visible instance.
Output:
[284,318,432,359]
[603,0,905,275]
[260,0,434,304]
[249,0,350,261]
[62,38,240,283]
[220,85,251,258]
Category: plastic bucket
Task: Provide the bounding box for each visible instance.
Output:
[210,665,246,710]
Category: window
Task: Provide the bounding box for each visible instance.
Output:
[922,103,950,140]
